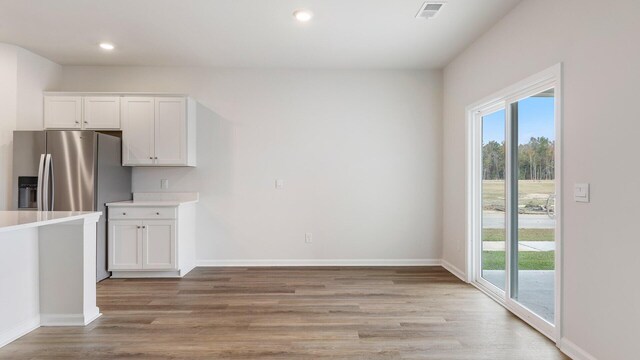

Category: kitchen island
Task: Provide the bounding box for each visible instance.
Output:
[0,211,102,348]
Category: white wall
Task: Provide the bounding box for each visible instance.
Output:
[0,44,18,211]
[442,0,640,358]
[61,67,443,264]
[16,47,62,130]
[0,44,60,210]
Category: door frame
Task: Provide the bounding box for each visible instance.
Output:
[465,63,563,341]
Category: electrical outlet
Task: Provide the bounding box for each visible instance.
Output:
[160,179,169,189]
[305,232,313,243]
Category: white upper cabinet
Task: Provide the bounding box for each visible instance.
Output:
[44,96,83,129]
[121,96,196,167]
[155,97,186,165]
[83,96,121,129]
[44,95,121,130]
[121,97,155,166]
[43,92,196,167]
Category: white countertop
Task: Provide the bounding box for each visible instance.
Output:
[0,211,102,233]
[106,192,199,207]
[105,200,198,207]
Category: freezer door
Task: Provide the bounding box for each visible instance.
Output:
[46,131,97,211]
[12,131,46,210]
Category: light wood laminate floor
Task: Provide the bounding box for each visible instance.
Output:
[0,267,568,359]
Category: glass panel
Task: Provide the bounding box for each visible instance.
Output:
[512,88,556,323]
[481,109,506,291]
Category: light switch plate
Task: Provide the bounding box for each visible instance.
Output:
[574,183,589,202]
[275,179,284,189]
[160,179,169,190]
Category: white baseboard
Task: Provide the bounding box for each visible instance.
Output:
[111,270,182,278]
[180,262,197,277]
[40,311,102,327]
[0,316,40,348]
[196,259,442,267]
[558,337,597,360]
[441,259,468,282]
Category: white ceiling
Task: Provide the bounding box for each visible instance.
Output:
[0,0,521,69]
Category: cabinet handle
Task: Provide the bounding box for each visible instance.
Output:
[84,121,88,124]
[154,157,158,159]
[149,157,153,159]
[137,226,141,229]
[142,226,146,229]
[122,212,126,215]
[156,212,160,215]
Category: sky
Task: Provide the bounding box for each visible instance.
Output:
[483,97,555,145]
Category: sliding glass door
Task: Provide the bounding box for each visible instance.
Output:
[510,89,556,324]
[471,66,561,340]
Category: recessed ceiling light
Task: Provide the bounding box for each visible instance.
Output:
[293,9,313,22]
[99,42,115,50]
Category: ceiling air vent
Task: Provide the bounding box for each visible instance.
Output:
[416,1,446,19]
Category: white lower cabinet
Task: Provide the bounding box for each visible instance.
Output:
[109,219,176,271]
[107,203,195,278]
[109,220,143,270]
[143,220,176,269]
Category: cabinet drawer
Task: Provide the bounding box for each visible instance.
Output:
[109,207,177,220]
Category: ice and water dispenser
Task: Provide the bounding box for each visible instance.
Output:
[18,176,38,209]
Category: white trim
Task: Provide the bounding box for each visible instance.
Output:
[553,63,564,338]
[466,63,563,342]
[0,316,40,348]
[180,262,197,277]
[111,270,183,278]
[196,259,442,267]
[558,338,598,360]
[441,259,467,282]
[466,64,561,111]
[40,311,102,327]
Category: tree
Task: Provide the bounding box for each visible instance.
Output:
[482,141,505,180]
[484,137,554,180]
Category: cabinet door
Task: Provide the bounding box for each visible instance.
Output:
[155,97,187,165]
[84,97,121,129]
[44,96,82,129]
[121,97,155,165]
[142,220,177,270]
[109,220,143,270]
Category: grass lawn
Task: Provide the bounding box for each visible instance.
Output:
[483,251,555,270]
[482,180,554,209]
[482,228,554,241]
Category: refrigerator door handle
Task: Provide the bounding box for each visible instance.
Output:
[36,154,45,211]
[43,154,52,211]
[49,155,55,210]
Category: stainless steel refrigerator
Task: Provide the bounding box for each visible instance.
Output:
[12,130,132,281]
